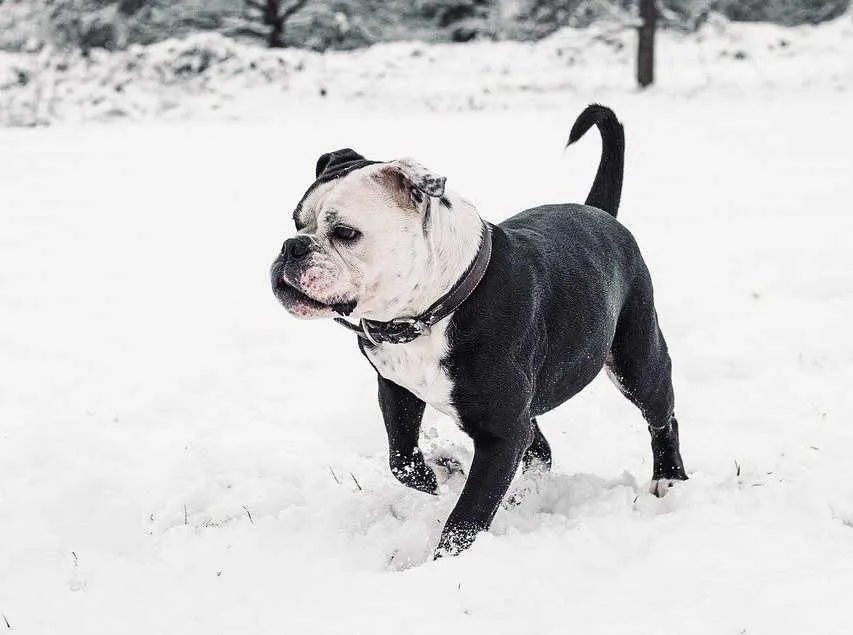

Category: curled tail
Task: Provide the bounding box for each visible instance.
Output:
[567,104,625,218]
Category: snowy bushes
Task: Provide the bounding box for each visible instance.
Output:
[659,0,850,27]
[0,0,42,51]
[0,32,301,125]
[1,16,851,127]
[714,0,850,25]
[2,0,850,55]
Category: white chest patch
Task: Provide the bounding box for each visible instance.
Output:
[364,318,459,423]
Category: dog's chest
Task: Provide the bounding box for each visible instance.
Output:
[365,320,458,421]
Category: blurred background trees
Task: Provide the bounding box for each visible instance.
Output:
[0,0,849,54]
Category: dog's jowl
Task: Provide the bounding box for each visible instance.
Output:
[271,104,688,558]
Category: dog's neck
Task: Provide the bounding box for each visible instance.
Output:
[365,191,484,322]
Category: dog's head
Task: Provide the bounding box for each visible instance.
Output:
[271,148,449,321]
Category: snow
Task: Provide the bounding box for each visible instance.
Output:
[2,20,853,635]
[1,15,852,126]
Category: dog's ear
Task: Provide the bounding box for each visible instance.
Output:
[374,158,446,208]
[315,148,367,179]
[391,158,447,197]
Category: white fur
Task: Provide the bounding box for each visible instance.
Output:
[357,185,483,420]
[287,160,484,418]
[358,184,482,424]
[365,317,460,423]
[290,164,483,321]
[360,185,482,420]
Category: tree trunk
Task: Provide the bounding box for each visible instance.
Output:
[265,0,285,48]
[637,0,657,88]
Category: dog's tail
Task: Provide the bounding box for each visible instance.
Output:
[567,104,625,218]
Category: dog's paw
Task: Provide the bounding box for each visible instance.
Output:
[649,478,680,498]
[390,450,439,495]
[431,455,465,484]
[434,526,477,560]
[522,452,551,474]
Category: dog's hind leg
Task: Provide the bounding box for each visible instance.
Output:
[607,273,687,496]
[522,418,552,473]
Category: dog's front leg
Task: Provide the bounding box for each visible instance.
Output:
[435,428,529,558]
[377,374,438,495]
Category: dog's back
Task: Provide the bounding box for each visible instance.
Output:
[452,106,640,413]
[466,205,641,414]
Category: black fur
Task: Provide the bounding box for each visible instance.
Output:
[314,148,377,181]
[293,149,380,224]
[364,105,686,557]
[567,104,625,216]
[295,149,446,225]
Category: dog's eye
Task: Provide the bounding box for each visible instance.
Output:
[331,225,361,242]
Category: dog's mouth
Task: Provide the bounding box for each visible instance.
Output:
[271,263,356,318]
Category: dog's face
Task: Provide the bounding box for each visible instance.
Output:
[271,149,447,321]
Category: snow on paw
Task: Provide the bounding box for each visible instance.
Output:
[649,478,681,497]
[431,454,465,485]
[500,469,550,513]
[521,452,551,475]
[421,434,471,488]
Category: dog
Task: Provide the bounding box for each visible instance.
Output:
[271,104,688,558]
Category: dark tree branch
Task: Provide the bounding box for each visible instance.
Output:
[242,0,309,48]
[279,0,308,23]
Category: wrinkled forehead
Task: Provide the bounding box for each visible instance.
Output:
[293,164,397,229]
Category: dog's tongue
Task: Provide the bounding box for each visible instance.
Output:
[332,300,357,317]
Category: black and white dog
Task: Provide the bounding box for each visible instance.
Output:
[271,105,687,558]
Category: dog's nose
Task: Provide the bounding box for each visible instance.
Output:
[282,236,312,261]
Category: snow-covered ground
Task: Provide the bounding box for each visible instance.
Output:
[2,45,853,635]
[2,15,852,126]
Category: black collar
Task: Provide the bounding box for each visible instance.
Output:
[334,223,493,345]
